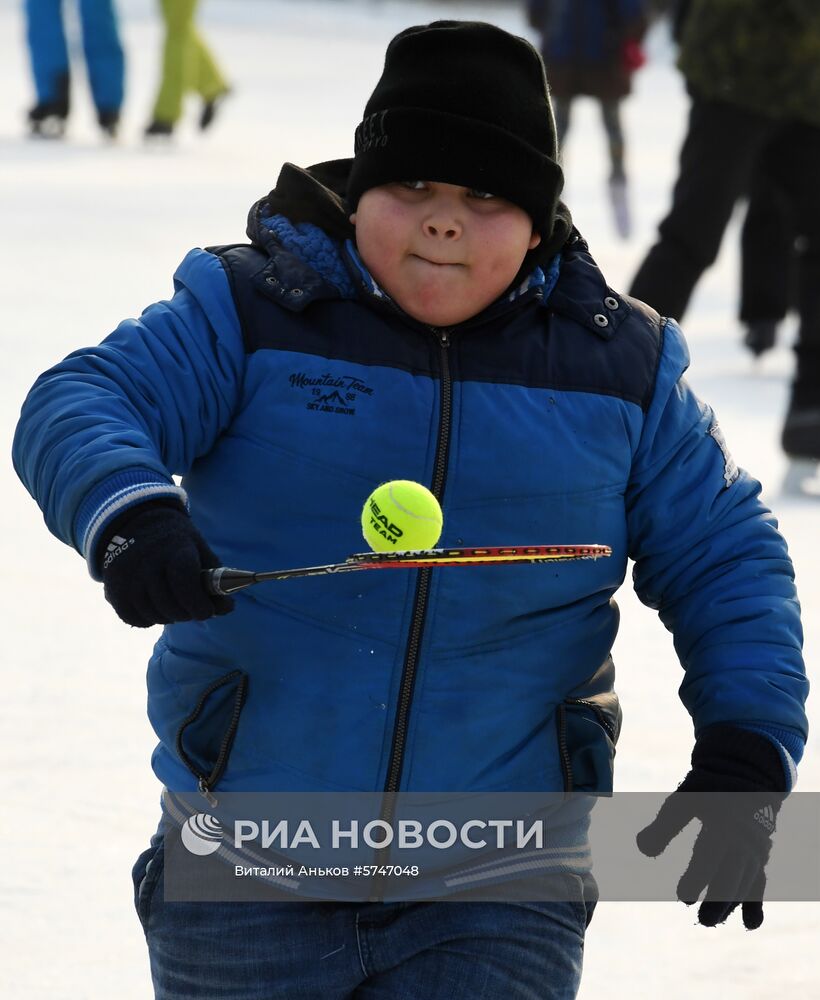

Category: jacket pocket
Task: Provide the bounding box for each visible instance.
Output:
[556,695,620,794]
[175,669,248,805]
[132,832,165,933]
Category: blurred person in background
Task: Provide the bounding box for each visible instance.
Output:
[739,156,799,359]
[527,0,649,238]
[629,0,820,465]
[144,0,230,138]
[24,0,124,139]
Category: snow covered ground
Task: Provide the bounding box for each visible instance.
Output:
[0,1,817,997]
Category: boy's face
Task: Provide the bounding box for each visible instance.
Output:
[350,181,541,327]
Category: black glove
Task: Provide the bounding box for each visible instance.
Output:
[99,502,234,627]
[636,725,786,929]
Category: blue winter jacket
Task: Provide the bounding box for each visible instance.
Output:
[13,168,808,812]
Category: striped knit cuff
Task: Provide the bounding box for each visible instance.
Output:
[442,814,592,893]
[74,469,188,581]
[738,724,804,791]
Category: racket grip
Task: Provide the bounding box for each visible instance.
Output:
[203,567,257,596]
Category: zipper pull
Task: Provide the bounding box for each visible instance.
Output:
[198,778,218,808]
[438,329,451,348]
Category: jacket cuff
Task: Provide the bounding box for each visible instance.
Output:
[737,723,804,791]
[74,469,188,581]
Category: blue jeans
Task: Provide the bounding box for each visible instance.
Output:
[133,831,595,999]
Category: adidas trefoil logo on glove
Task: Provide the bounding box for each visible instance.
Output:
[103,534,135,569]
[754,804,776,834]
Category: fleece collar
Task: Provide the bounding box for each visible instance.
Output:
[341,238,559,330]
[254,210,560,329]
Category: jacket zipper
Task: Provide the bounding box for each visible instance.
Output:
[383,327,452,796]
[565,697,617,742]
[175,670,248,807]
[556,704,574,793]
[369,329,452,897]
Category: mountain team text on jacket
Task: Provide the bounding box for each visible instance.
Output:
[13,163,808,813]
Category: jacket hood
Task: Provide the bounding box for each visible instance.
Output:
[238,162,630,340]
[247,160,355,247]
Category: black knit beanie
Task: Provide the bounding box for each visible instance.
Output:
[348,21,564,239]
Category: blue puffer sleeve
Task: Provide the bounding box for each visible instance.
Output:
[12,249,246,579]
[626,319,808,753]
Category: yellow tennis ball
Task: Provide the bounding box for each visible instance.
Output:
[361,480,443,552]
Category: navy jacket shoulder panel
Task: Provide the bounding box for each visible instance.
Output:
[207,242,437,374]
[207,241,344,353]
[208,230,664,410]
[540,240,664,410]
[205,243,265,353]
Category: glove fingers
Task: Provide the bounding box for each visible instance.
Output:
[637,793,696,857]
[735,856,765,906]
[106,569,225,627]
[166,547,220,621]
[211,593,235,617]
[702,853,747,905]
[696,853,759,927]
[145,576,192,626]
[742,868,767,930]
[742,901,764,930]
[194,533,224,571]
[696,860,745,926]
[677,829,720,904]
[104,581,158,628]
[698,900,739,927]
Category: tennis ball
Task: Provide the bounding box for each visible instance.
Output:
[361,480,443,552]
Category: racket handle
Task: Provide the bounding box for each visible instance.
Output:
[203,567,258,596]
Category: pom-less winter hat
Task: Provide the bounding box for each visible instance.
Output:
[347,20,564,238]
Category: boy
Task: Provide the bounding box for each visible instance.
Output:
[13,21,808,1000]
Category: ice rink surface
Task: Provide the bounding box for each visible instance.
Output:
[0,1,817,996]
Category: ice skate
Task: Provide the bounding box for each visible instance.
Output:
[97,109,120,142]
[200,87,232,131]
[781,400,820,496]
[782,457,820,496]
[28,102,67,139]
[743,320,778,358]
[608,171,631,239]
[144,119,174,143]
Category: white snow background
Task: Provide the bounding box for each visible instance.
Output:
[0,1,817,997]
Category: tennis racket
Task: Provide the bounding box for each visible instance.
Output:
[203,544,612,595]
